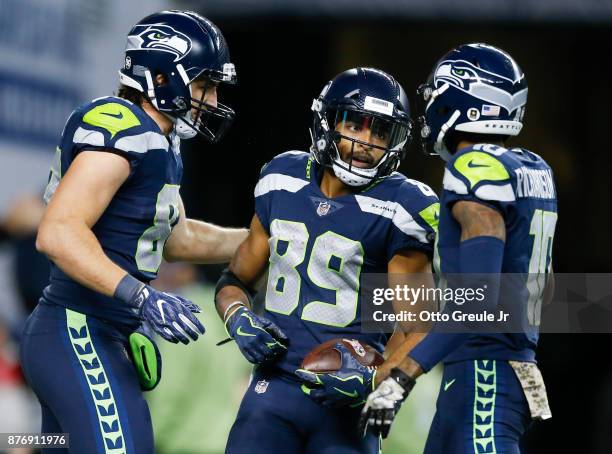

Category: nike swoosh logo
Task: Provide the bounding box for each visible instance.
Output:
[334,387,359,398]
[236,326,256,337]
[156,300,168,324]
[467,160,489,169]
[444,378,456,391]
[100,111,124,120]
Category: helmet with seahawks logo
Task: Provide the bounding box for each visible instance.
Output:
[417,43,527,161]
[119,10,237,142]
[310,67,412,187]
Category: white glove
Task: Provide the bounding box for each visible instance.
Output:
[358,368,415,438]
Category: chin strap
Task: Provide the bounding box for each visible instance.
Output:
[330,147,394,187]
[173,113,198,139]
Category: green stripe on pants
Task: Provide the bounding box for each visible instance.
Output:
[473,360,497,454]
[66,309,126,454]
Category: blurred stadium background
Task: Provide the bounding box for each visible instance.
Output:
[1,0,611,452]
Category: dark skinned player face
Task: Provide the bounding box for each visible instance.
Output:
[334,115,391,169]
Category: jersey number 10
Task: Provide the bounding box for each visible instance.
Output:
[527,209,557,325]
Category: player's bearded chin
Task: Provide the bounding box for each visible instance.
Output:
[340,140,378,169]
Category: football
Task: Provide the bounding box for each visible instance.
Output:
[300,338,385,373]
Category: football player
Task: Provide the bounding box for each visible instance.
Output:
[19,11,246,453]
[214,67,440,453]
[360,43,557,453]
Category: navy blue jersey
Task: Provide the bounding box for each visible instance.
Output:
[254,151,439,377]
[41,96,183,327]
[437,144,558,363]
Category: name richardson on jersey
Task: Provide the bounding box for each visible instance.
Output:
[515,167,555,199]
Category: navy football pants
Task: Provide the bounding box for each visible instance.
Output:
[424,360,531,454]
[226,369,380,454]
[20,303,153,454]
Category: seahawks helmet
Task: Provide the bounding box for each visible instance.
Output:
[417,43,527,161]
[310,68,412,187]
[119,10,237,142]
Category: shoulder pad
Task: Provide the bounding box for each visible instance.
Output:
[361,175,440,241]
[255,151,311,198]
[81,99,143,139]
[397,178,440,234]
[451,150,510,189]
[73,98,166,155]
[260,150,311,178]
[444,145,516,203]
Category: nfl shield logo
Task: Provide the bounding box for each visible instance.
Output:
[254,379,269,394]
[345,339,367,357]
[316,201,331,216]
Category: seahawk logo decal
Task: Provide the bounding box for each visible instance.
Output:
[126,24,192,62]
[435,61,483,90]
[434,59,527,114]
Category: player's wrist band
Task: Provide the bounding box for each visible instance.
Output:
[114,274,145,306]
[223,301,246,323]
[215,268,256,305]
[389,367,416,394]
